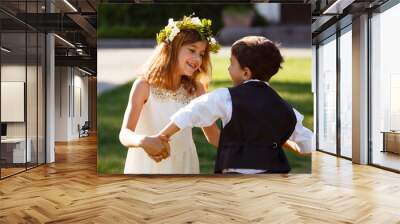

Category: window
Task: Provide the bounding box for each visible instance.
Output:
[370,2,400,171]
[0,2,46,179]
[317,35,337,154]
[339,26,352,158]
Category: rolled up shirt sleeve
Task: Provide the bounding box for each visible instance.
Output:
[289,108,314,153]
[171,88,232,130]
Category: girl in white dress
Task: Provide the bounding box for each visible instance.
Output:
[119,16,220,174]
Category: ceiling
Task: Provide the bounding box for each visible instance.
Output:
[0,0,97,74]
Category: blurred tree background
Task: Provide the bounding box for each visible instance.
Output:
[98,4,268,39]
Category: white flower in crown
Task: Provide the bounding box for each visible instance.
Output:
[168,26,180,42]
[191,17,202,26]
[210,37,217,45]
[166,18,180,42]
[168,18,175,27]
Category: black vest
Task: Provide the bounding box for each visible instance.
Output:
[215,81,297,173]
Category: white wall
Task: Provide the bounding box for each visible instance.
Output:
[1,74,25,123]
[54,67,89,141]
[1,63,45,164]
[1,65,26,138]
[55,66,69,141]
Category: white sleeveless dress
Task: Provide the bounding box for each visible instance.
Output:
[123,85,200,174]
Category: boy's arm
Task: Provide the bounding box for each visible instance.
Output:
[195,82,221,148]
[158,121,180,139]
[157,88,230,140]
[287,108,314,154]
[201,124,220,148]
[172,88,230,129]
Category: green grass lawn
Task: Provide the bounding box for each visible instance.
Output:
[98,55,313,174]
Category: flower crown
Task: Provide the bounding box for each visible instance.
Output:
[156,15,221,53]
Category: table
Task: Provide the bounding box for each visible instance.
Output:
[1,138,31,163]
[381,131,400,154]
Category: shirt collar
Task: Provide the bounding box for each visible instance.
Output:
[243,79,269,86]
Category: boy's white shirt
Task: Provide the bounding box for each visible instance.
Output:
[170,79,314,174]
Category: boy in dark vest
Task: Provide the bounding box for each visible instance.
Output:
[157,36,313,174]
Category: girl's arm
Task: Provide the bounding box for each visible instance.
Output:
[282,140,311,156]
[119,78,169,161]
[195,82,220,148]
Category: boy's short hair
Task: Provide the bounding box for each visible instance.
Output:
[231,36,283,81]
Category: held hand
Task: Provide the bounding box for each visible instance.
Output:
[158,134,170,142]
[140,135,170,162]
[160,135,171,158]
[283,140,311,156]
[149,135,171,162]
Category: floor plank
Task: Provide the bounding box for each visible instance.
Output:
[0,135,399,223]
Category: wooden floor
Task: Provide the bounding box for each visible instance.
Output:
[1,167,26,178]
[372,150,400,171]
[1,163,45,178]
[1,135,400,223]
